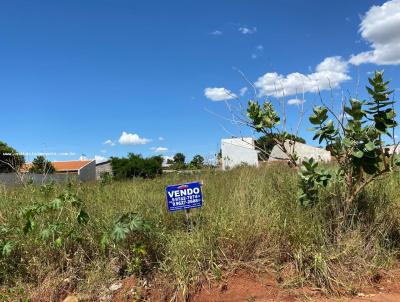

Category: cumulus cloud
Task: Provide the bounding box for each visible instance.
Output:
[240,87,248,96]
[204,87,237,101]
[349,0,400,65]
[287,98,305,106]
[118,132,150,145]
[152,147,168,153]
[103,139,115,146]
[211,30,223,35]
[95,155,108,163]
[238,26,257,34]
[158,136,165,141]
[255,56,351,97]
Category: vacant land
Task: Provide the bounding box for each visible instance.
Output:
[1,164,400,301]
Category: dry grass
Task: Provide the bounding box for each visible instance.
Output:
[1,164,400,300]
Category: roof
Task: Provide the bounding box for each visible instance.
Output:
[21,160,94,173]
[52,160,93,171]
[96,160,111,166]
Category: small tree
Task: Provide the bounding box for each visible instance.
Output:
[0,141,25,173]
[29,156,55,174]
[246,71,399,208]
[190,155,204,169]
[172,153,186,170]
[247,101,300,166]
[309,71,398,205]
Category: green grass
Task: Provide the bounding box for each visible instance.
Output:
[1,164,400,300]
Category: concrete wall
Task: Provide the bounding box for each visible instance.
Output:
[0,173,77,186]
[221,137,259,170]
[96,161,112,180]
[78,160,96,182]
[268,140,331,163]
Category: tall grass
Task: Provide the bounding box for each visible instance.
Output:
[1,164,400,300]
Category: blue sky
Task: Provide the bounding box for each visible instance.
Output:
[1,0,399,163]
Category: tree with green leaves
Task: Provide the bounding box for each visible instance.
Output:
[189,155,204,169]
[246,71,399,208]
[308,71,398,205]
[256,134,305,161]
[172,152,186,170]
[111,153,163,179]
[29,156,55,174]
[0,141,25,173]
[247,101,301,166]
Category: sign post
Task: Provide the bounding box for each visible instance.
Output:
[165,181,203,231]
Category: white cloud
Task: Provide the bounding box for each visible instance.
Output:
[118,132,150,145]
[95,155,108,163]
[287,98,305,106]
[100,149,107,154]
[239,26,257,34]
[349,0,400,65]
[204,87,237,101]
[252,44,264,59]
[104,139,116,146]
[158,136,164,141]
[152,146,168,153]
[211,30,223,35]
[255,56,351,97]
[240,87,248,96]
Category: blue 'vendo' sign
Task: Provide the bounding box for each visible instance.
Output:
[166,182,203,212]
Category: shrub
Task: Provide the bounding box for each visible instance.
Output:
[111,153,163,179]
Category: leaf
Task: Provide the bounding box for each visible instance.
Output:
[77,210,89,224]
[111,224,130,242]
[55,237,63,248]
[352,150,364,158]
[365,141,375,151]
[2,241,13,257]
[23,218,35,234]
[40,228,51,240]
[100,233,110,251]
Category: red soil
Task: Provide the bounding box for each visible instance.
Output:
[112,270,400,302]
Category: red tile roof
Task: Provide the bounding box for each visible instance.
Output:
[21,160,93,173]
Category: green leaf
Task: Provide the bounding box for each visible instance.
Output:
[352,150,364,158]
[111,224,130,242]
[77,210,89,224]
[55,237,63,248]
[2,241,13,257]
[365,141,375,151]
[40,228,51,240]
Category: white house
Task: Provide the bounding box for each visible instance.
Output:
[268,140,331,164]
[221,137,259,170]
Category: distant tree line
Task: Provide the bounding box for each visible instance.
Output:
[111,153,163,179]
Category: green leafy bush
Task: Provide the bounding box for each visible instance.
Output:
[111,153,163,179]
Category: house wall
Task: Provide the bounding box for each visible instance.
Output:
[96,161,112,180]
[268,141,331,163]
[78,160,96,182]
[221,138,259,170]
[0,173,77,186]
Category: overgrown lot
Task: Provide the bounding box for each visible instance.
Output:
[1,164,400,301]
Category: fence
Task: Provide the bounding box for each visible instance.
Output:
[0,173,77,186]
